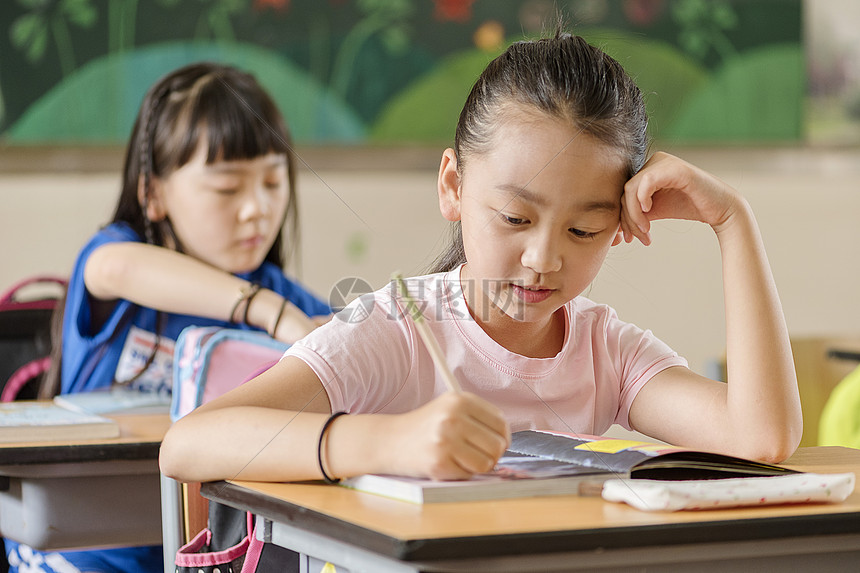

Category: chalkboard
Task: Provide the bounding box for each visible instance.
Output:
[0,0,805,146]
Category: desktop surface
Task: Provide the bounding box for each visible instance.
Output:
[0,413,170,467]
[204,446,860,563]
[0,413,170,550]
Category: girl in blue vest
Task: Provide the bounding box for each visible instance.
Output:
[5,62,330,573]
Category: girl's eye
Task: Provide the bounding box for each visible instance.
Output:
[501,214,527,226]
[215,188,239,196]
[570,228,598,239]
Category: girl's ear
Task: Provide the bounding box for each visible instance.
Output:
[437,148,463,222]
[611,226,623,247]
[138,175,167,222]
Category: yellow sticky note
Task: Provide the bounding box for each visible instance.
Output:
[575,439,648,453]
[320,563,337,573]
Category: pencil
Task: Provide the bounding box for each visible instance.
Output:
[392,272,463,393]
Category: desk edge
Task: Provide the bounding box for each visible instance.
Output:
[201,481,860,562]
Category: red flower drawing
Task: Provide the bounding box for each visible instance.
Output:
[254,0,291,12]
[623,0,665,26]
[434,0,476,23]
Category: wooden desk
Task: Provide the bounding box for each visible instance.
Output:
[203,447,860,573]
[0,413,170,551]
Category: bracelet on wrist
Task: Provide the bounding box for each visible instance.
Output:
[229,282,262,324]
[242,285,263,325]
[269,298,289,338]
[317,411,348,484]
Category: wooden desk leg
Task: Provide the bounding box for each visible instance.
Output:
[181,481,210,543]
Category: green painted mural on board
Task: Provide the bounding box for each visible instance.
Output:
[0,0,803,145]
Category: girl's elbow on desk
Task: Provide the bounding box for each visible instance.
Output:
[159,412,232,483]
[757,418,803,464]
[742,388,804,464]
[159,418,198,482]
[719,412,803,464]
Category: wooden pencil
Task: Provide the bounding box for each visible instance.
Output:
[392,272,463,393]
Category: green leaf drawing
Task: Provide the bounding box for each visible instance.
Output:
[6,42,366,143]
[11,13,47,62]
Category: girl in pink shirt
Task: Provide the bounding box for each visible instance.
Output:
[161,32,802,485]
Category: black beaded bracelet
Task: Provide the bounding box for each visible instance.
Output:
[317,411,348,484]
[241,284,263,325]
[268,298,288,338]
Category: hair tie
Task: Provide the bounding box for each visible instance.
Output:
[269,298,288,338]
[229,282,261,324]
[242,285,263,325]
[317,411,348,484]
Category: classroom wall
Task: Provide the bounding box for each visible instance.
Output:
[2,145,860,379]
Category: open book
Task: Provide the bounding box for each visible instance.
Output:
[342,429,799,504]
[0,401,120,443]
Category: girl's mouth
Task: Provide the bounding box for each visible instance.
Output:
[239,235,265,249]
[511,284,553,303]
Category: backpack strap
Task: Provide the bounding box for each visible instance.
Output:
[1,357,51,402]
[0,276,67,307]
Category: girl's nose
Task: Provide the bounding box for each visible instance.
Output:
[239,185,270,221]
[521,229,562,275]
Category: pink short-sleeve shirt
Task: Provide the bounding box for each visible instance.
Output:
[286,267,687,434]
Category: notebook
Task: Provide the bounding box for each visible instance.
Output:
[0,401,120,443]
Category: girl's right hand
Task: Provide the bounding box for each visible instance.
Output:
[383,392,511,480]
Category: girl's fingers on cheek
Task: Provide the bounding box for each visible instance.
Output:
[632,174,658,212]
[625,223,635,244]
[622,188,638,215]
[623,209,650,245]
[626,209,648,235]
[638,190,653,214]
[623,190,649,233]
[619,214,632,243]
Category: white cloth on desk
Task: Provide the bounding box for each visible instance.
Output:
[602,472,856,511]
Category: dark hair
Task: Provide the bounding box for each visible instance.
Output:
[430,32,648,273]
[113,62,299,266]
[40,63,298,398]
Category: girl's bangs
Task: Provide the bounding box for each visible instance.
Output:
[196,80,290,164]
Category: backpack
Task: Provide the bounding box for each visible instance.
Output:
[169,325,300,572]
[170,326,289,421]
[0,276,67,402]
